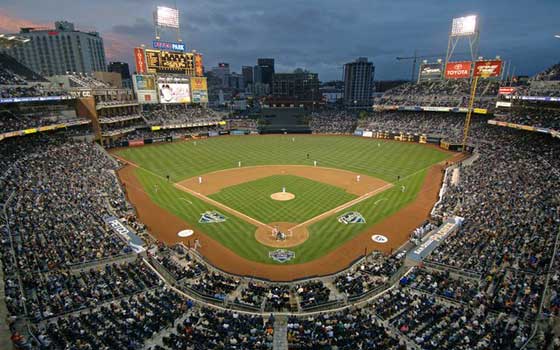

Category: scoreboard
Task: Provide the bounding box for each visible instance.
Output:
[145,50,195,75]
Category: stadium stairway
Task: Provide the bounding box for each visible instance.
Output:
[273,315,288,350]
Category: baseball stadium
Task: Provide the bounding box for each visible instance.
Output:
[1,2,559,350]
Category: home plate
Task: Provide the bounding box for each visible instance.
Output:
[371,234,388,243]
[178,229,194,238]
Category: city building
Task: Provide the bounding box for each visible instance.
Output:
[242,65,253,87]
[228,72,245,91]
[256,58,274,85]
[270,69,320,106]
[0,21,107,76]
[108,61,131,88]
[343,57,375,107]
[211,62,230,88]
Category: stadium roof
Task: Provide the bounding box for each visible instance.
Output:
[0,34,31,49]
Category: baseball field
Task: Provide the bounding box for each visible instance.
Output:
[114,135,456,280]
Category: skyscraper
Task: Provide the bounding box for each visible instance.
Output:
[257,58,274,85]
[211,63,230,88]
[0,21,107,76]
[343,57,375,107]
[242,66,253,88]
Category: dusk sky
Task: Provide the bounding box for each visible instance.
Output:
[0,0,559,81]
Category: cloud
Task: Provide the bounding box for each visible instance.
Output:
[2,1,560,80]
[0,9,47,32]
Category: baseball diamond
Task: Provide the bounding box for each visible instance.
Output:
[114,135,455,279]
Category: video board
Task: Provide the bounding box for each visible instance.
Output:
[418,63,443,82]
[158,82,191,104]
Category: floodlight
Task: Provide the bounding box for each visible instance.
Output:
[451,15,477,36]
[155,6,179,29]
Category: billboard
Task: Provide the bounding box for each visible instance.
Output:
[445,61,472,79]
[145,49,195,75]
[194,53,204,76]
[158,83,190,104]
[451,15,477,36]
[134,47,147,74]
[498,87,516,95]
[132,75,158,104]
[474,60,502,78]
[418,62,443,82]
[152,40,185,52]
[155,6,179,28]
[190,77,208,103]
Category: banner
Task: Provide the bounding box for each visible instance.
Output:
[194,53,204,77]
[445,61,471,79]
[134,47,147,74]
[496,101,512,108]
[498,87,516,95]
[474,60,502,77]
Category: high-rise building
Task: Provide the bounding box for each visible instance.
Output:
[257,58,274,85]
[242,66,253,87]
[108,61,131,88]
[211,62,230,88]
[271,69,319,102]
[0,21,107,76]
[343,57,375,107]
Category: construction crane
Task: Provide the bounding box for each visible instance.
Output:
[396,50,470,82]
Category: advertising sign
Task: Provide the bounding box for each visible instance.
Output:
[498,87,516,95]
[158,83,191,104]
[134,47,147,74]
[132,75,158,104]
[445,61,472,79]
[194,53,204,76]
[152,40,185,52]
[474,60,502,78]
[418,63,443,82]
[190,77,208,103]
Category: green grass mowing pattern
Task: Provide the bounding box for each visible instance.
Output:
[120,136,451,265]
[289,169,428,263]
[208,175,357,223]
[134,166,429,265]
[134,167,270,263]
[116,135,449,183]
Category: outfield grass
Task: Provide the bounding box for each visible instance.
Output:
[208,175,357,223]
[117,135,449,183]
[118,135,451,264]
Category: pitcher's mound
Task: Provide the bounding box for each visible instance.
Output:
[271,192,295,201]
[255,222,308,248]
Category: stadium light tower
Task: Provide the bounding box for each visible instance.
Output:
[444,15,479,75]
[154,5,182,42]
